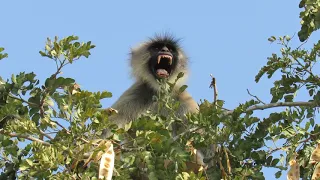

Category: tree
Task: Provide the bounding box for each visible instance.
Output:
[1,1,320,179]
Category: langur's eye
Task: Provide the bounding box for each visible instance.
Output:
[151,46,160,51]
[166,46,174,52]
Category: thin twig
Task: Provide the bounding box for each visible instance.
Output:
[51,59,66,78]
[51,119,99,146]
[54,59,59,70]
[51,119,69,132]
[39,130,53,140]
[0,129,51,146]
[293,56,320,83]
[268,132,320,155]
[246,89,266,105]
[296,37,309,50]
[173,127,201,141]
[8,94,38,107]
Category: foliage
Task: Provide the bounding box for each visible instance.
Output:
[1,1,320,179]
[0,36,114,179]
[0,47,8,60]
[299,0,320,41]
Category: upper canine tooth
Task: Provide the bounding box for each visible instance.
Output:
[168,56,172,65]
[158,56,161,64]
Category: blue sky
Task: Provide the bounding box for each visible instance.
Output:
[0,0,318,179]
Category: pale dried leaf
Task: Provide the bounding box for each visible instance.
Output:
[311,163,320,180]
[287,159,300,180]
[164,159,171,169]
[310,143,320,164]
[98,141,114,180]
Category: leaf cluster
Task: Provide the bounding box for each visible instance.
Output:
[298,0,320,41]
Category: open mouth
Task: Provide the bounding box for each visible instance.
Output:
[154,54,173,78]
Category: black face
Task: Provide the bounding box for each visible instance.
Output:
[148,42,178,79]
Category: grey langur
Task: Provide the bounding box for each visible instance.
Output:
[104,34,204,166]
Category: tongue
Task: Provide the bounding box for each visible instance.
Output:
[156,69,169,78]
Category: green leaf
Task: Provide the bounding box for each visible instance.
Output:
[271,158,280,166]
[45,78,54,88]
[268,36,277,42]
[101,91,112,98]
[177,72,184,79]
[266,156,273,165]
[74,42,80,48]
[62,78,75,85]
[124,121,132,131]
[45,98,54,107]
[284,95,294,102]
[0,47,8,60]
[2,139,13,146]
[309,89,314,96]
[179,85,188,93]
[11,74,17,84]
[32,113,40,125]
[29,107,40,116]
[39,51,47,57]
[274,171,282,179]
[19,164,29,171]
[305,121,310,130]
[310,118,315,127]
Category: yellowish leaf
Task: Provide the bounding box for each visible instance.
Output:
[311,163,320,180]
[287,159,300,180]
[99,141,114,180]
[310,143,320,164]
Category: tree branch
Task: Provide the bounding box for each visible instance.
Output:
[224,101,318,116]
[209,74,218,107]
[0,129,51,146]
[51,59,66,78]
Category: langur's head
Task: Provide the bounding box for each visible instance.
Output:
[130,34,189,90]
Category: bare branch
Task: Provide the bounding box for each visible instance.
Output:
[247,89,266,105]
[209,74,218,107]
[0,129,51,146]
[173,127,201,141]
[296,36,309,50]
[224,101,318,116]
[39,129,53,140]
[51,119,70,132]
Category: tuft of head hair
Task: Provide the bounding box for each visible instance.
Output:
[130,34,189,91]
[147,33,182,49]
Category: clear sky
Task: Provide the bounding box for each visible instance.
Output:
[0,0,318,179]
